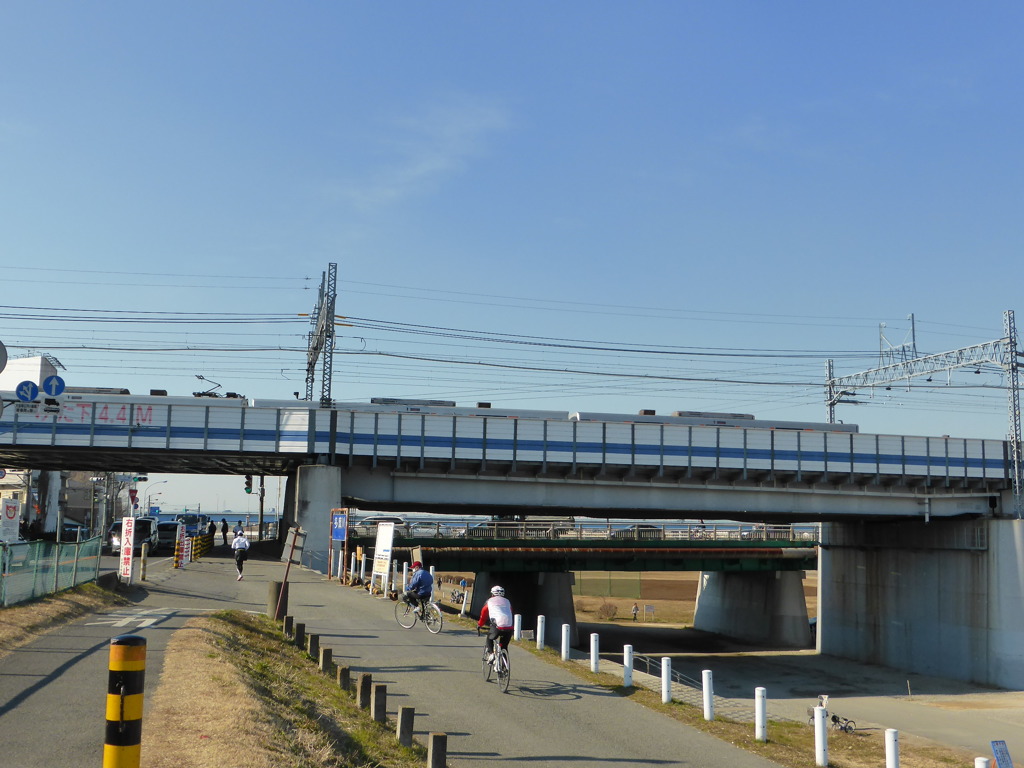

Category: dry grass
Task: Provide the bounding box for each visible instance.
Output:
[144,611,428,768]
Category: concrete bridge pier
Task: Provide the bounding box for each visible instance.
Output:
[293,465,341,572]
[470,571,578,649]
[692,570,812,647]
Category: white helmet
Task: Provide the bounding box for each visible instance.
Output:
[491,585,505,596]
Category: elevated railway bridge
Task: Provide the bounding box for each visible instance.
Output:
[0,391,1020,688]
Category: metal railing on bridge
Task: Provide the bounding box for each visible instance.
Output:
[351,519,820,543]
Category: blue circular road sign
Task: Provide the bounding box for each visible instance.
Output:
[42,375,66,397]
[16,381,39,402]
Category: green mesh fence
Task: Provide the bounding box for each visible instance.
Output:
[1,537,103,607]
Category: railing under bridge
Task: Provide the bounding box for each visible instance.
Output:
[350,519,821,544]
[344,519,820,573]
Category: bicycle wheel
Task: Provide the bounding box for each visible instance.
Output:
[395,601,417,629]
[843,721,856,734]
[423,603,443,634]
[496,649,511,693]
[482,653,492,681]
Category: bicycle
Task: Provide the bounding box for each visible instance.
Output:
[480,632,511,693]
[395,597,443,634]
[806,708,856,734]
[830,713,856,733]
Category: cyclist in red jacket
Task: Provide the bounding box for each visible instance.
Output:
[478,585,514,662]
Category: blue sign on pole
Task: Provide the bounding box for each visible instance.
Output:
[42,375,66,397]
[331,512,349,541]
[16,381,39,402]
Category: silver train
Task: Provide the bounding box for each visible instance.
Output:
[47,390,856,432]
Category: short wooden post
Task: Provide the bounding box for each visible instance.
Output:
[371,683,387,723]
[427,733,447,768]
[357,673,372,709]
[283,615,294,638]
[336,665,350,691]
[307,633,320,659]
[319,647,333,674]
[294,622,305,650]
[397,706,415,746]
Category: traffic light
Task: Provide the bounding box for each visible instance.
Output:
[133,475,148,482]
[244,475,253,494]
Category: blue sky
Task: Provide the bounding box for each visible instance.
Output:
[2,3,1022,511]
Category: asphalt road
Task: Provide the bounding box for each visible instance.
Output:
[3,550,1022,766]
[0,550,786,768]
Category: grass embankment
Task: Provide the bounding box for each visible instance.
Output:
[143,610,427,768]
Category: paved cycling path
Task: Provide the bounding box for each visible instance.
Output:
[2,550,1021,766]
[0,550,785,768]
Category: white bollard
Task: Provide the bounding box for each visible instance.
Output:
[359,555,367,580]
[755,687,767,742]
[402,562,409,591]
[429,566,435,600]
[513,614,522,641]
[623,644,633,687]
[561,623,571,661]
[702,669,715,721]
[661,657,672,703]
[460,588,470,617]
[975,760,991,768]
[590,633,599,673]
[814,706,828,767]
[350,553,357,580]
[536,615,546,650]
[885,729,899,768]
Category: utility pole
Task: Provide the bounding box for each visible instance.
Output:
[258,475,265,541]
[304,262,338,406]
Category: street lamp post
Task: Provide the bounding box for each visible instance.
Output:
[141,480,168,515]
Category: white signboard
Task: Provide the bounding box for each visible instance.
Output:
[118,516,135,581]
[371,522,395,577]
[1,498,20,542]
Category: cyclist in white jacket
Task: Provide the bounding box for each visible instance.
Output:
[477,585,514,662]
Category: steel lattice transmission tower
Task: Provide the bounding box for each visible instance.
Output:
[304,262,338,407]
[826,309,1023,518]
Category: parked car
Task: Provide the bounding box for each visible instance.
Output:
[156,521,184,549]
[107,516,160,554]
[351,515,410,537]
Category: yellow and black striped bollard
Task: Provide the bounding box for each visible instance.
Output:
[104,634,146,768]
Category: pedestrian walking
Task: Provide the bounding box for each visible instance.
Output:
[231,530,250,580]
[220,518,229,546]
[632,602,639,622]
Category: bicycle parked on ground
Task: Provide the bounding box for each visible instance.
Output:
[806,707,856,734]
[395,596,443,634]
[479,627,511,692]
[830,713,856,733]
